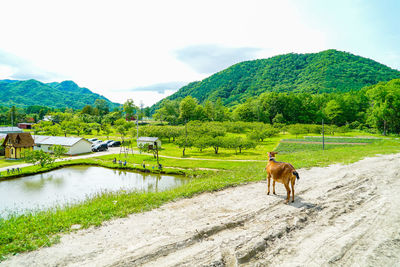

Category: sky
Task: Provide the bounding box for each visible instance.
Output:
[0,0,399,107]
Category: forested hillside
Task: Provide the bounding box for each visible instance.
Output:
[153,49,400,109]
[0,79,119,109]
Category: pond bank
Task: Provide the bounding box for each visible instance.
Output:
[0,165,189,218]
[0,158,187,182]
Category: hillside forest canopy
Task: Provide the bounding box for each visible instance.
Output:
[153,49,400,110]
[1,78,400,136]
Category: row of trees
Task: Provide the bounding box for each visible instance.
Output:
[0,98,152,127]
[151,79,400,135]
[135,121,350,156]
[1,79,399,137]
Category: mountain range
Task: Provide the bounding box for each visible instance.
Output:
[0,79,119,109]
[152,49,400,109]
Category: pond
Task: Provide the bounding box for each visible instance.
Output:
[0,165,188,218]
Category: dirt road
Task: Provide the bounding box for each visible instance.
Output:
[2,153,400,266]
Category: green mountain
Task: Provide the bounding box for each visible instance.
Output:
[0,79,119,109]
[153,49,400,109]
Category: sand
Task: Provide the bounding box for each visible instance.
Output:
[2,153,400,266]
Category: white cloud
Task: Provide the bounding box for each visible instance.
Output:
[0,0,398,106]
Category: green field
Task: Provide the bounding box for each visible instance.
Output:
[1,132,400,261]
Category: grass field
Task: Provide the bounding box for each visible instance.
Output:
[1,132,400,261]
[302,136,380,143]
[0,157,24,168]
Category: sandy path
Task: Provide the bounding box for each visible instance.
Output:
[2,153,400,266]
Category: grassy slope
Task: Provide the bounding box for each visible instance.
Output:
[0,134,399,260]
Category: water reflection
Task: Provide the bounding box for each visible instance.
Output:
[23,175,65,190]
[0,166,187,218]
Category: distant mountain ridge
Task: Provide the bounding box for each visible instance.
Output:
[153,49,400,109]
[0,79,119,109]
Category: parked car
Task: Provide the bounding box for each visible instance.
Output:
[87,138,98,143]
[104,140,114,145]
[92,143,108,152]
[91,140,103,145]
[108,141,121,147]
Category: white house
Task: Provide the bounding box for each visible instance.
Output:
[137,137,161,149]
[33,135,92,155]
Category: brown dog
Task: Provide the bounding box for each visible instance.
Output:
[266,152,299,203]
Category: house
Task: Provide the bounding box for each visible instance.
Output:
[0,127,23,134]
[2,133,35,159]
[33,135,92,155]
[137,137,161,149]
[18,123,35,129]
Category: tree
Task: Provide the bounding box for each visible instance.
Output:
[50,145,68,159]
[366,79,400,135]
[71,118,85,136]
[24,150,54,168]
[272,113,285,124]
[123,99,138,119]
[115,118,132,145]
[81,105,94,115]
[61,121,74,137]
[153,100,180,125]
[175,135,194,157]
[287,124,308,138]
[103,111,123,125]
[24,145,67,168]
[8,106,17,126]
[47,124,62,136]
[179,96,198,122]
[238,138,257,153]
[247,124,279,142]
[94,99,110,121]
[204,100,215,121]
[324,100,344,125]
[209,136,225,154]
[193,136,212,152]
[101,123,112,139]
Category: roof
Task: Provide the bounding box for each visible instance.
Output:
[0,127,23,133]
[137,137,159,142]
[33,135,91,146]
[2,133,35,148]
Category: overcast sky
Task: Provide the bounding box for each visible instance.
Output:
[0,0,399,106]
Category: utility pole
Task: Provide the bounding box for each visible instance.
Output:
[136,114,139,140]
[322,119,325,150]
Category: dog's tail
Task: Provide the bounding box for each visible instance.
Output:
[293,171,300,180]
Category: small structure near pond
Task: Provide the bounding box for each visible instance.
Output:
[2,132,35,159]
[137,137,161,149]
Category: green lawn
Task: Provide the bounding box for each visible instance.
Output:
[0,157,24,168]
[158,134,283,160]
[0,131,399,260]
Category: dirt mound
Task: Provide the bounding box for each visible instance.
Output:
[2,153,400,266]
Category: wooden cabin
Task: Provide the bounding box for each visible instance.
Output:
[2,133,35,159]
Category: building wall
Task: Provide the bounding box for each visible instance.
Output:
[34,140,91,155]
[68,139,92,155]
[35,144,52,153]
[5,146,32,159]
